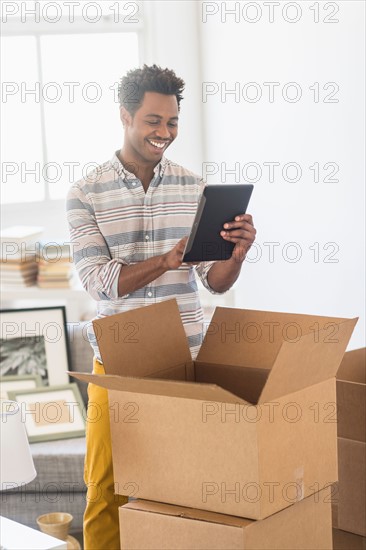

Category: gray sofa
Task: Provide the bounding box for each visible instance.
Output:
[1,322,94,534]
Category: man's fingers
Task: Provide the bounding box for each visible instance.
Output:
[221,234,247,243]
[177,236,188,248]
[221,228,256,240]
[223,216,254,231]
[238,213,253,223]
[176,236,189,254]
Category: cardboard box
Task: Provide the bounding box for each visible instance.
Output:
[336,348,366,442]
[72,300,357,519]
[119,491,333,550]
[335,348,366,536]
[331,482,339,528]
[333,528,366,550]
[337,438,366,536]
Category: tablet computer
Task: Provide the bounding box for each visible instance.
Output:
[183,184,254,262]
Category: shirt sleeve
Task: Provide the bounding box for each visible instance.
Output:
[194,261,228,295]
[66,183,126,301]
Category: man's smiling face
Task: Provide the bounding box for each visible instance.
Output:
[121,91,179,167]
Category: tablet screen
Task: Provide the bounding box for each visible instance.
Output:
[183,184,254,262]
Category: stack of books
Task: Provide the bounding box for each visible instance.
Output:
[0,226,44,288]
[37,241,75,288]
[0,259,39,288]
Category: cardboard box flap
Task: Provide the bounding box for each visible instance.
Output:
[258,317,358,403]
[70,372,123,388]
[123,500,251,528]
[93,299,191,376]
[198,307,351,369]
[69,372,249,404]
[337,347,366,383]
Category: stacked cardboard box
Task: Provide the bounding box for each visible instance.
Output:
[333,528,366,550]
[72,300,358,549]
[119,493,331,550]
[332,348,366,549]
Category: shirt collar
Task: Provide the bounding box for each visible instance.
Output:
[110,150,169,182]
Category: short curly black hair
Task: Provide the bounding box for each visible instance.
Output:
[118,64,185,116]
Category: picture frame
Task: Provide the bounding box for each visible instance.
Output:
[7,383,86,443]
[0,306,71,386]
[0,374,42,400]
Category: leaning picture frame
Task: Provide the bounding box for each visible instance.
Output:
[7,383,86,443]
[0,374,42,400]
[0,306,71,386]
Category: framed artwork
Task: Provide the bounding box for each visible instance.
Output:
[0,306,71,386]
[0,374,42,400]
[7,383,86,443]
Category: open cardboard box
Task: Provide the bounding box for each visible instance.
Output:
[119,490,332,550]
[72,300,357,519]
[335,348,366,536]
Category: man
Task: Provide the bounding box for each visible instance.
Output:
[67,64,256,549]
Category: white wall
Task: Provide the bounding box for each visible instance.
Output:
[199,0,365,348]
[141,1,204,173]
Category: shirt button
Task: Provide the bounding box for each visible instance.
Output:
[147,291,152,297]
[145,235,149,240]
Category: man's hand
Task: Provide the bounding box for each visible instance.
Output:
[206,213,256,293]
[220,213,256,263]
[162,236,188,270]
[117,236,189,296]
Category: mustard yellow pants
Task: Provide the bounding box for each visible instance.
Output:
[83,358,128,550]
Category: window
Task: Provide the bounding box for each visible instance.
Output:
[1,35,44,202]
[1,2,141,204]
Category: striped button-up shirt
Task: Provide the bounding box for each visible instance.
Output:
[66,151,220,361]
